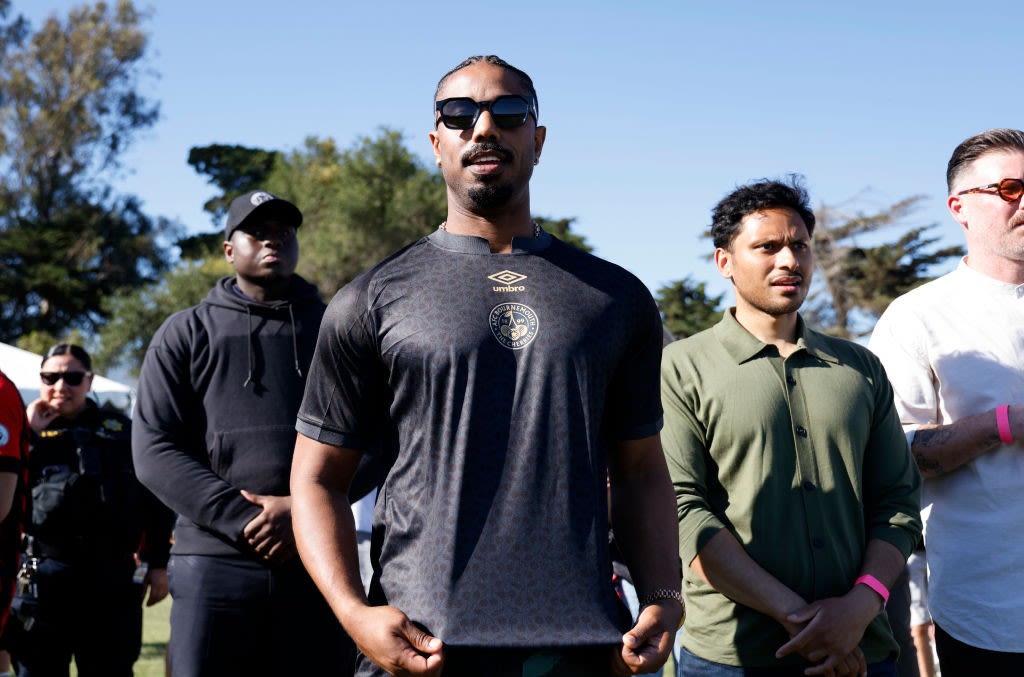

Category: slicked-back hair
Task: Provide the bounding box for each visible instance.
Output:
[946,128,1024,194]
[434,55,539,119]
[710,176,816,250]
[41,343,92,371]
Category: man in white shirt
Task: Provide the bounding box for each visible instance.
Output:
[869,128,1024,675]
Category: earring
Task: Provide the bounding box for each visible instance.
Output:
[435,158,442,166]
[534,157,540,166]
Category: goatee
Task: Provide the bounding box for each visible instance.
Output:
[467,182,517,211]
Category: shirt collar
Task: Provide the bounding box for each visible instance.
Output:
[956,258,1024,297]
[427,226,552,254]
[713,309,839,365]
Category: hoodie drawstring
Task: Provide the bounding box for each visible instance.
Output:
[242,305,254,388]
[241,301,303,388]
[288,303,303,379]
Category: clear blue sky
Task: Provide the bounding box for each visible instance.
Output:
[23,1,1021,300]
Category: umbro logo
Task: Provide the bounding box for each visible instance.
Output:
[488,270,527,292]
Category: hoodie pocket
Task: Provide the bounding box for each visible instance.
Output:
[209,425,298,495]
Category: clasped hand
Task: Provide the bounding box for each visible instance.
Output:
[776,589,880,677]
[241,490,295,564]
[613,599,681,676]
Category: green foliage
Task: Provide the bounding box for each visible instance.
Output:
[95,257,231,375]
[187,143,281,225]
[267,129,447,298]
[655,276,724,339]
[17,328,88,357]
[0,1,28,83]
[535,216,592,252]
[175,231,225,261]
[0,1,170,344]
[806,195,964,337]
[16,330,58,357]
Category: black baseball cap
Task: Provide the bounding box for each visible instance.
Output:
[224,190,303,240]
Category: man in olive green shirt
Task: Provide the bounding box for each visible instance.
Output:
[662,178,921,676]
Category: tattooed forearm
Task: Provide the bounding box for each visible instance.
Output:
[912,417,1002,478]
[914,426,956,449]
[913,449,943,476]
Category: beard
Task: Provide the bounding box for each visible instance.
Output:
[466,181,518,212]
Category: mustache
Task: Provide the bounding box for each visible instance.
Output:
[461,142,513,165]
[1011,212,1024,228]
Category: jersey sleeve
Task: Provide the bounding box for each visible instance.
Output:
[603,282,664,440]
[296,275,387,452]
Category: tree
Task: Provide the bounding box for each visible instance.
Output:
[656,276,724,339]
[0,1,27,80]
[187,143,281,224]
[0,1,169,344]
[265,129,447,298]
[535,216,592,252]
[95,257,232,375]
[805,195,963,337]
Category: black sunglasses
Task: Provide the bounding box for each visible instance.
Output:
[40,371,89,386]
[956,177,1024,202]
[434,95,537,130]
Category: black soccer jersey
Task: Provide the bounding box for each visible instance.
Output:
[297,228,663,648]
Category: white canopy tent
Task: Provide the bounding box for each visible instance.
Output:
[0,341,133,413]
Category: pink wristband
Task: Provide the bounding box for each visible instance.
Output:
[996,404,1014,445]
[855,574,889,607]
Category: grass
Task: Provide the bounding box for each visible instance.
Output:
[136,599,171,677]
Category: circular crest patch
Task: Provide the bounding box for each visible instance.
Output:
[489,303,539,350]
[0,423,9,447]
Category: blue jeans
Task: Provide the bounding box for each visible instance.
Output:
[676,647,898,677]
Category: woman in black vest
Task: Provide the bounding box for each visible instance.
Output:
[8,344,172,677]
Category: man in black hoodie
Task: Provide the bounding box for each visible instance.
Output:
[132,190,352,676]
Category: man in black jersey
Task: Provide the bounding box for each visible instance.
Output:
[291,55,682,677]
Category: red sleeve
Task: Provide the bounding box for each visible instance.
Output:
[0,373,28,469]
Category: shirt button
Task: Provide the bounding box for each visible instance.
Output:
[812,537,824,549]
[795,426,808,437]
[802,481,815,491]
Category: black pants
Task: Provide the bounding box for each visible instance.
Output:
[886,565,918,677]
[934,623,1024,677]
[168,554,355,677]
[9,556,142,677]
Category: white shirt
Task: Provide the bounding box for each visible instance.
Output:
[351,488,377,535]
[869,260,1024,651]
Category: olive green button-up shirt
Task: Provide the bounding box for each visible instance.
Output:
[661,311,921,667]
